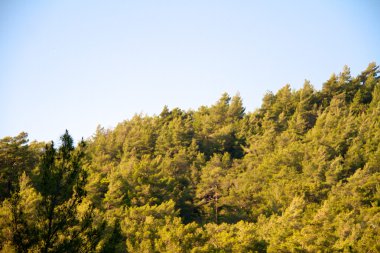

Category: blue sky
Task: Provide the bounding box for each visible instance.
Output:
[1,0,379,142]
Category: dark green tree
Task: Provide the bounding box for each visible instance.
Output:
[0,133,41,201]
[0,131,100,252]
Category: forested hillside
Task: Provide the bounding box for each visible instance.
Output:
[1,63,379,252]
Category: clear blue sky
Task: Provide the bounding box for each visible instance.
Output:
[1,0,379,142]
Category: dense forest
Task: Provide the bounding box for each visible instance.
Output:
[1,63,379,252]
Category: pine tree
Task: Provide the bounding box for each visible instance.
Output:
[0,131,98,252]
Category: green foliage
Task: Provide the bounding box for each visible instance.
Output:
[120,201,204,252]
[1,63,379,252]
[0,131,102,252]
[0,132,42,201]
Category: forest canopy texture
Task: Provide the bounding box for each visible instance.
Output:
[1,63,380,252]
